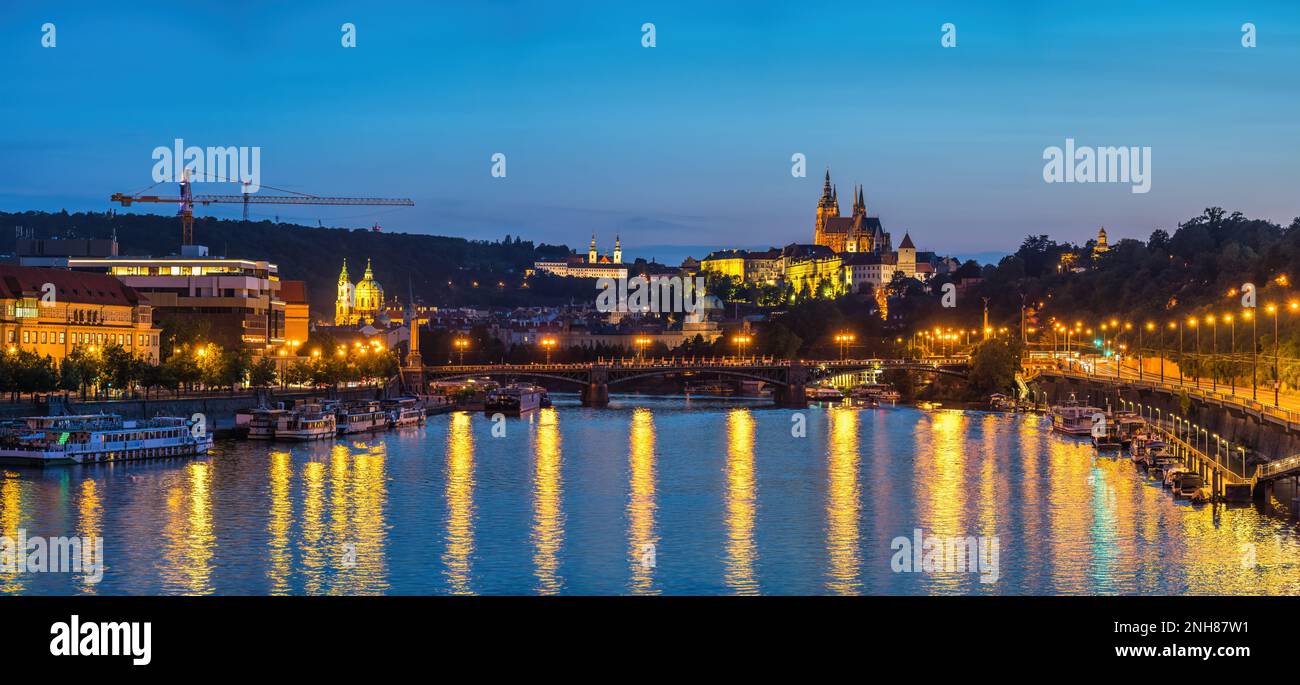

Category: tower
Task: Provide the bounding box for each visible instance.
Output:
[354,258,385,324]
[897,233,917,277]
[335,259,353,326]
[814,168,839,245]
[1093,226,1110,256]
[588,233,598,263]
[613,234,622,264]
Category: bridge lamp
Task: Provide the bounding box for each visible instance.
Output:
[453,338,469,365]
[541,337,558,364]
[733,335,753,359]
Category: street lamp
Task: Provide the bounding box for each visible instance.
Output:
[1244,309,1257,401]
[1207,314,1218,392]
[1224,313,1235,396]
[540,337,557,364]
[733,334,752,360]
[834,333,855,360]
[634,336,651,360]
[453,338,469,365]
[1188,317,1199,385]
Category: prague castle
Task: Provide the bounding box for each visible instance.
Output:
[813,169,891,255]
[335,258,385,325]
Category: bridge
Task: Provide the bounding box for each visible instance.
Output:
[413,356,969,407]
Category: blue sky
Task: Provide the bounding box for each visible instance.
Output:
[2,1,1298,261]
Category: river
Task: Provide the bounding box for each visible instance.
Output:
[2,396,1298,595]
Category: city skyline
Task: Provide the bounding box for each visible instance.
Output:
[3,2,1300,255]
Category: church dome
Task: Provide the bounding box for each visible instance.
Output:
[354,259,384,313]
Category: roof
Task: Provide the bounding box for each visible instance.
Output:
[898,233,915,249]
[279,280,308,304]
[823,216,884,233]
[781,243,836,260]
[0,264,141,306]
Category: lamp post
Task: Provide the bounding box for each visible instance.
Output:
[1267,303,1279,407]
[834,333,855,360]
[453,338,468,365]
[1189,317,1199,386]
[1207,315,1218,392]
[1245,309,1257,401]
[733,334,752,360]
[1225,313,1235,396]
[634,336,651,361]
[541,337,557,364]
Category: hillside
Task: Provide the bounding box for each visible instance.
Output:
[1,210,580,316]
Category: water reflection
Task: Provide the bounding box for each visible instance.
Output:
[532,408,563,594]
[825,407,860,594]
[77,479,102,593]
[0,471,26,593]
[160,462,214,595]
[628,408,658,594]
[1,400,1298,595]
[442,412,475,595]
[267,451,292,595]
[724,409,758,594]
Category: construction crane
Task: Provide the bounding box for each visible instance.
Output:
[110,173,415,245]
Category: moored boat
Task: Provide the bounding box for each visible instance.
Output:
[248,405,337,441]
[1049,394,1103,437]
[485,384,543,416]
[383,397,427,428]
[0,414,212,465]
[332,401,387,435]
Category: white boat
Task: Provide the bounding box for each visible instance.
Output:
[383,398,426,428]
[247,406,336,441]
[332,401,387,435]
[0,414,212,465]
[1049,394,1103,436]
[808,386,843,400]
[485,384,542,416]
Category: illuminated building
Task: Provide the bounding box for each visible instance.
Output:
[0,264,161,363]
[813,169,891,255]
[335,258,385,326]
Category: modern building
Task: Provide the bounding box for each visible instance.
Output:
[335,258,385,326]
[0,264,161,363]
[280,280,310,346]
[69,245,284,354]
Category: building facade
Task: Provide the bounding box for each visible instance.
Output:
[335,259,385,326]
[70,246,284,353]
[813,170,892,255]
[0,264,161,363]
[533,234,630,280]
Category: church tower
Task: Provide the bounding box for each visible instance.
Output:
[588,233,598,263]
[613,234,622,264]
[815,168,840,245]
[1092,226,1110,256]
[335,259,354,326]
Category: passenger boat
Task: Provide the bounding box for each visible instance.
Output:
[383,398,427,429]
[247,406,337,441]
[1113,412,1146,448]
[485,384,543,416]
[0,414,212,465]
[989,393,1015,411]
[808,386,843,400]
[1049,394,1103,436]
[332,401,387,435]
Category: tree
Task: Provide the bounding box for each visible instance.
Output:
[249,357,278,388]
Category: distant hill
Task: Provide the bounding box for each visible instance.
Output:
[1,210,580,316]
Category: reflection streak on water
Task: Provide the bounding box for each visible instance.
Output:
[825,407,860,594]
[725,409,758,594]
[160,462,214,595]
[0,472,26,593]
[443,412,475,595]
[77,479,102,593]
[627,408,658,594]
[533,408,563,594]
[268,452,292,595]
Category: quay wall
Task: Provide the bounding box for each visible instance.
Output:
[0,387,384,432]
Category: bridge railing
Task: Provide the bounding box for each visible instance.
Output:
[1257,453,1300,480]
[430,356,970,373]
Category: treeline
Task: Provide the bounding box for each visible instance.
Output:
[0,344,399,399]
[2,210,576,314]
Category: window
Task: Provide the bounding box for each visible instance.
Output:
[59,332,65,344]
[22,331,29,343]
[40,331,47,344]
